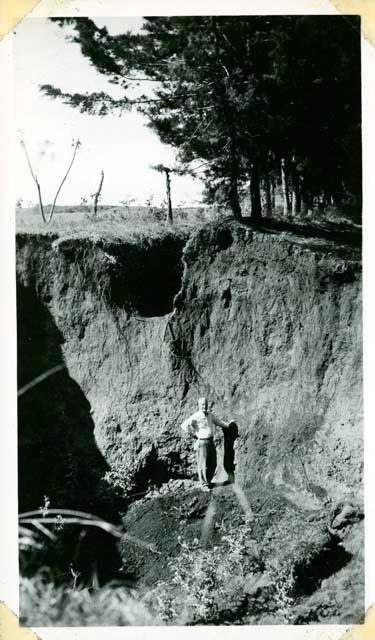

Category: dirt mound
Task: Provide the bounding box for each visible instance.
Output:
[119,480,363,623]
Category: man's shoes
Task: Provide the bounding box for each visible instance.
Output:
[201,485,211,492]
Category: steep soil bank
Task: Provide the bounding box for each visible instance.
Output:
[16,222,362,508]
[16,229,188,513]
[16,220,363,620]
[169,222,362,508]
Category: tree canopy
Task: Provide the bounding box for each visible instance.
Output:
[41,15,361,220]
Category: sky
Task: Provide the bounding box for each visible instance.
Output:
[14,17,204,207]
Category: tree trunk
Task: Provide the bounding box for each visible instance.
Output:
[281,158,290,217]
[296,182,301,214]
[271,176,276,210]
[299,169,308,217]
[332,192,341,207]
[318,194,325,214]
[229,174,242,220]
[290,157,301,217]
[228,136,242,220]
[301,190,308,217]
[165,169,173,224]
[92,170,104,217]
[250,163,262,221]
[262,172,272,218]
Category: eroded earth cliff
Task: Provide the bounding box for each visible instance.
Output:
[17,219,363,623]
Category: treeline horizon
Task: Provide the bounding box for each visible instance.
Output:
[41,15,362,222]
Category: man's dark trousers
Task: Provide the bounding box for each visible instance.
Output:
[196,438,217,488]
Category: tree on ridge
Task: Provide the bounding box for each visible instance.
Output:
[41,16,361,221]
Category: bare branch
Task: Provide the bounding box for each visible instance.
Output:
[20,138,81,225]
[46,139,81,224]
[20,139,47,224]
[91,169,104,217]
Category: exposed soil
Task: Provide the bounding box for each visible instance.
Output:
[16,218,363,623]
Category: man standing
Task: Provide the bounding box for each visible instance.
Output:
[181,397,235,492]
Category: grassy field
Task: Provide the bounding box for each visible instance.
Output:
[15,201,361,239]
[15,204,219,241]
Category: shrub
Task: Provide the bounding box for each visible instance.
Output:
[20,571,156,626]
[145,522,260,624]
[102,463,135,497]
[263,558,296,622]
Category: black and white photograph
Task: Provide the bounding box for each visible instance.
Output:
[6,4,366,630]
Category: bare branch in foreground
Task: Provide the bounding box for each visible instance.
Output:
[91,169,105,217]
[20,138,81,224]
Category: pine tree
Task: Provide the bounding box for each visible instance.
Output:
[41,16,361,221]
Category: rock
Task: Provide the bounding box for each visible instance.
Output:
[331,503,361,529]
[244,572,273,595]
[244,539,260,558]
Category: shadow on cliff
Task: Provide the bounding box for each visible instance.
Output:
[17,282,124,583]
[211,422,239,488]
[240,216,361,250]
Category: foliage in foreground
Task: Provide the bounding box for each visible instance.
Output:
[19,512,300,626]
[20,573,157,627]
[19,498,363,626]
[18,483,361,626]
[19,504,152,627]
[144,521,297,625]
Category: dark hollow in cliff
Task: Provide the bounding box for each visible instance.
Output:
[106,236,186,317]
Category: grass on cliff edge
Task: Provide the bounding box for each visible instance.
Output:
[16,204,361,250]
[15,205,215,244]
